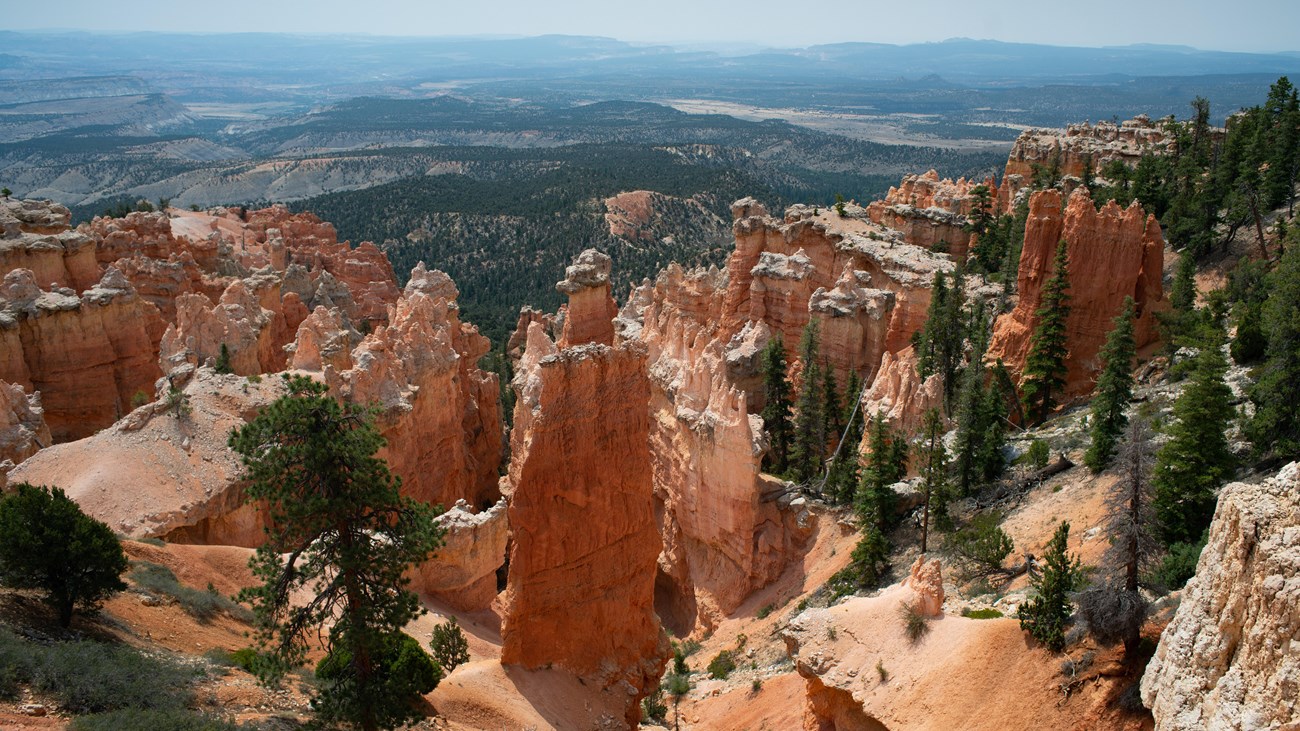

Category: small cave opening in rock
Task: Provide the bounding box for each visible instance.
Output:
[653,567,697,638]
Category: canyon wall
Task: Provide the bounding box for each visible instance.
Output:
[0,379,50,466]
[1141,462,1300,731]
[1,198,100,292]
[0,267,163,441]
[989,187,1164,401]
[411,498,508,611]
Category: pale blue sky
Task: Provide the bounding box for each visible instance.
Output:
[7,0,1299,53]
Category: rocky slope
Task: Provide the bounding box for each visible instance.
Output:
[1141,463,1300,731]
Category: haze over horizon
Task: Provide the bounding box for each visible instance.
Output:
[10,0,1300,55]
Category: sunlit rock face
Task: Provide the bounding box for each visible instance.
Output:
[989,188,1164,402]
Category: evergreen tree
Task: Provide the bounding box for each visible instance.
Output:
[213,343,234,375]
[952,302,1006,493]
[0,483,128,627]
[1153,339,1235,546]
[430,617,470,673]
[229,374,445,731]
[914,266,968,406]
[1169,253,1197,314]
[915,408,950,552]
[789,322,826,483]
[854,412,907,531]
[1248,236,1300,458]
[822,364,843,456]
[759,337,793,475]
[1018,521,1082,652]
[824,371,864,504]
[1085,298,1137,473]
[1022,240,1072,424]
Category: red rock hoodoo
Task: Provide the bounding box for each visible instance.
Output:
[988,188,1164,400]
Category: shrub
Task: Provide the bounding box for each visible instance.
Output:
[164,387,192,417]
[128,562,251,623]
[641,685,668,722]
[71,710,245,731]
[900,602,930,644]
[430,616,470,673]
[1078,588,1147,648]
[876,659,888,682]
[213,344,234,375]
[961,607,1004,619]
[0,483,128,626]
[131,390,151,409]
[1148,538,1205,591]
[1026,440,1051,470]
[946,512,1014,579]
[31,639,198,714]
[314,631,441,729]
[751,677,763,693]
[756,603,774,619]
[706,650,736,680]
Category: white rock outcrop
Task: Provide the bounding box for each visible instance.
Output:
[1141,462,1300,731]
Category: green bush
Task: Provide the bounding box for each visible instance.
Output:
[0,483,128,626]
[10,639,198,714]
[71,709,246,731]
[1148,538,1206,591]
[1025,440,1051,470]
[641,685,668,722]
[430,617,470,673]
[961,608,1004,619]
[706,650,736,680]
[128,562,251,623]
[900,602,930,643]
[314,631,441,729]
[946,512,1014,580]
[756,604,774,620]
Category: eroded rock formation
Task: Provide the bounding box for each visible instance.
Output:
[999,115,1175,212]
[865,170,993,259]
[1,198,100,292]
[411,498,508,611]
[328,264,502,510]
[500,254,666,721]
[989,188,1164,400]
[159,272,306,376]
[1141,463,1300,731]
[0,379,50,465]
[7,367,281,545]
[0,267,163,441]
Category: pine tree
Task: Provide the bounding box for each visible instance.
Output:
[214,343,234,375]
[1248,236,1300,458]
[824,371,864,504]
[1022,240,1072,424]
[789,321,826,483]
[915,408,950,552]
[952,302,1006,494]
[822,364,843,456]
[854,412,907,531]
[229,374,445,731]
[1153,339,1235,546]
[1085,298,1137,473]
[0,483,128,627]
[1019,521,1081,652]
[759,336,793,475]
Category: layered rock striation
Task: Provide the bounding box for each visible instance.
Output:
[500,253,666,721]
[1141,463,1300,731]
[865,170,993,259]
[0,267,163,441]
[322,263,502,510]
[989,188,1164,401]
[0,379,50,466]
[1,198,100,292]
[411,498,508,611]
